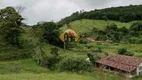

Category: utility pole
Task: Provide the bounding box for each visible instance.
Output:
[64,41,66,50]
[64,33,68,50]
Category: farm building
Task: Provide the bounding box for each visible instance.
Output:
[96,54,142,77]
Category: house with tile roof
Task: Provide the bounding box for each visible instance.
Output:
[96,54,142,77]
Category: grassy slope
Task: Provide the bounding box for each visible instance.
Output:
[88,42,142,56]
[60,19,142,56]
[0,59,48,74]
[0,59,124,80]
[60,19,142,33]
[0,73,95,80]
[0,20,142,80]
[0,58,142,80]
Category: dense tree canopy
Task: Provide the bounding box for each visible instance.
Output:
[33,21,61,46]
[0,7,23,47]
[58,5,142,26]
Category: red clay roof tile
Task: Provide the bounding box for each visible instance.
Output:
[96,54,142,72]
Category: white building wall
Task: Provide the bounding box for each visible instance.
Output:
[136,63,142,76]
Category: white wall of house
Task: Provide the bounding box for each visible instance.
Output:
[136,63,142,76]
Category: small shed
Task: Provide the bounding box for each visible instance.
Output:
[96,54,142,77]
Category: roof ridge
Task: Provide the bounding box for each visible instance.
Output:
[107,59,137,67]
[113,54,142,60]
[106,54,142,67]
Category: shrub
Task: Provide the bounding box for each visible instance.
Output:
[118,48,127,55]
[82,33,92,37]
[59,57,94,72]
[92,27,98,34]
[41,55,60,69]
[93,47,102,52]
[130,22,142,32]
[128,37,139,44]
[125,51,134,56]
[118,48,134,56]
[139,38,142,43]
[87,53,100,65]
[15,50,33,59]
[50,47,59,56]
[66,42,77,50]
[104,52,109,56]
[40,48,60,69]
[105,23,118,31]
[96,42,102,45]
[135,53,142,57]
[128,37,142,44]
[87,53,95,65]
[2,49,33,60]
[5,29,21,47]
[79,39,88,44]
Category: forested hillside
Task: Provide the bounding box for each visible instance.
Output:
[58,5,142,26]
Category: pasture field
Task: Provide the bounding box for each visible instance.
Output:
[0,59,123,80]
[60,19,142,33]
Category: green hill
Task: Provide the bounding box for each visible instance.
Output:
[58,5,142,26]
[1,6,142,80]
[60,19,141,34]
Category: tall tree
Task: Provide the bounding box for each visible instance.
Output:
[0,7,23,47]
[42,22,60,45]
